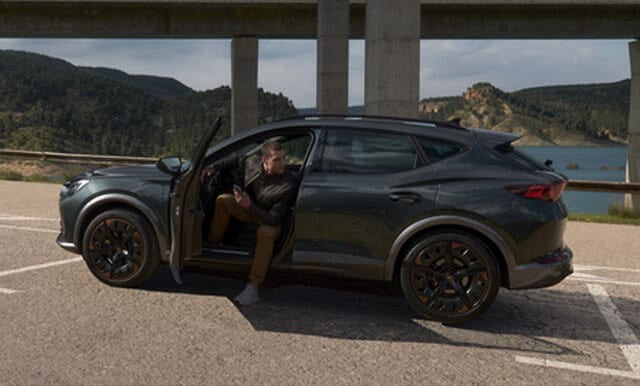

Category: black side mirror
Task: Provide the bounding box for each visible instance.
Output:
[156,156,183,177]
[544,159,553,167]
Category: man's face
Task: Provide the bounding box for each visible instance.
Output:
[262,149,286,175]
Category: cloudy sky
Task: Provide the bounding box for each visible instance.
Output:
[0,38,632,108]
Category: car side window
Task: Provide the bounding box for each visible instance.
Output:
[417,137,462,164]
[319,129,419,174]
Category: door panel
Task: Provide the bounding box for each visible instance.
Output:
[169,117,222,283]
[292,129,438,280]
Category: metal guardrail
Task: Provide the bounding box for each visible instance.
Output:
[566,180,640,193]
[0,149,157,165]
[2,148,640,193]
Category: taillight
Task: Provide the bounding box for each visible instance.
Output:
[507,181,567,202]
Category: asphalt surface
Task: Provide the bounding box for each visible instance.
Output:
[1,180,639,385]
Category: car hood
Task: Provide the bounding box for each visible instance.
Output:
[91,164,170,180]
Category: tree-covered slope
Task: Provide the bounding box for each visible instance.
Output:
[0,50,297,157]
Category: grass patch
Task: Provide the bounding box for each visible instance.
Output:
[569,213,640,226]
[24,174,55,183]
[0,170,25,181]
[0,171,57,183]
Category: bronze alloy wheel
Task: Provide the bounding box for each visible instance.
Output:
[400,232,500,325]
[81,209,159,287]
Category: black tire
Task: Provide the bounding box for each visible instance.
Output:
[399,231,500,325]
[81,209,160,287]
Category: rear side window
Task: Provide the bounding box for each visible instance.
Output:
[417,137,462,164]
[496,144,550,171]
[319,129,419,174]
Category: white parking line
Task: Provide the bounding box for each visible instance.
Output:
[0,287,20,294]
[575,264,640,274]
[516,284,640,379]
[515,356,640,380]
[0,214,58,222]
[567,278,640,287]
[0,224,58,234]
[588,284,640,373]
[0,257,83,278]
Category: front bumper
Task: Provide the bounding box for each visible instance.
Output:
[508,246,573,289]
[56,233,80,254]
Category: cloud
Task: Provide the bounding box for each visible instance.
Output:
[0,38,632,108]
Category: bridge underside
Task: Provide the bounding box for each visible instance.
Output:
[1,2,640,39]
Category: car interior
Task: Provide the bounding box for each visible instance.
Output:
[196,132,314,262]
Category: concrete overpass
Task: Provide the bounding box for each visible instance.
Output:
[1,0,639,207]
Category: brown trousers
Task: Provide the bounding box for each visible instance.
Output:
[209,194,281,284]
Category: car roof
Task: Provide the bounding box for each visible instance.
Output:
[209,114,478,156]
[257,114,473,139]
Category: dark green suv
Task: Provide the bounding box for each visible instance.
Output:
[57,115,572,324]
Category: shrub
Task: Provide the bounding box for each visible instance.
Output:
[608,202,640,219]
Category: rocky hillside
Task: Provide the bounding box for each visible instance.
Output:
[419,81,629,146]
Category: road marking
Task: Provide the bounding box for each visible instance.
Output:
[0,287,20,294]
[567,278,640,287]
[571,272,607,280]
[517,284,640,379]
[515,356,640,380]
[575,264,640,274]
[0,215,58,222]
[588,284,640,373]
[0,257,83,278]
[0,224,58,234]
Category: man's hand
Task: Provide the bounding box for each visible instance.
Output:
[234,189,251,209]
[200,165,214,183]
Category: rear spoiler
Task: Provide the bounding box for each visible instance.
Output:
[470,128,522,149]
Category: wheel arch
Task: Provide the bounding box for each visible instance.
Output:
[74,194,170,262]
[385,216,515,287]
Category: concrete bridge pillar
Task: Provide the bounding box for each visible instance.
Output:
[626,40,640,210]
[317,0,349,114]
[231,36,258,135]
[364,0,420,118]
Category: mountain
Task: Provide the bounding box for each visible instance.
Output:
[0,50,297,157]
[419,81,629,146]
[80,67,194,99]
[0,49,631,157]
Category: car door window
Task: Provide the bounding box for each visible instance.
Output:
[319,129,419,174]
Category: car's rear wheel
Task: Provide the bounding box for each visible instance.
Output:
[400,232,500,325]
[81,209,159,287]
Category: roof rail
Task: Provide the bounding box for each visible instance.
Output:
[276,114,465,130]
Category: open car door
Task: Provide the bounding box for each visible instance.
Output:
[168,117,222,284]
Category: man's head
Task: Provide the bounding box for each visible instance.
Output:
[261,140,286,175]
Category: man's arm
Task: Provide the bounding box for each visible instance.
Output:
[200,155,240,183]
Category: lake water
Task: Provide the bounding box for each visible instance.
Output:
[516,146,628,215]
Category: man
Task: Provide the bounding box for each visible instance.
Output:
[204,139,296,305]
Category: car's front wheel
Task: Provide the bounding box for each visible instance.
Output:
[400,231,500,325]
[81,209,160,287]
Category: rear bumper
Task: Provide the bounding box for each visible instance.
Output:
[508,246,573,289]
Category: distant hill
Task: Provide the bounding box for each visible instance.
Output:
[0,50,297,157]
[80,67,194,99]
[0,49,631,156]
[419,81,629,145]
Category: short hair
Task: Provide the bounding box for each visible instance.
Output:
[261,140,284,157]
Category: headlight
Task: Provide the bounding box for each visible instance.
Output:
[61,178,90,197]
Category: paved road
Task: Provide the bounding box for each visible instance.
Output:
[1,180,639,385]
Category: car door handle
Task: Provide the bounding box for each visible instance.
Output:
[388,192,421,203]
